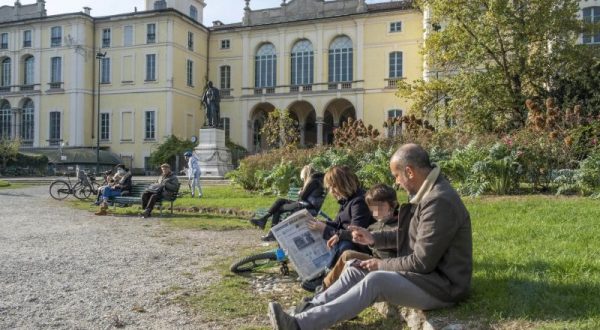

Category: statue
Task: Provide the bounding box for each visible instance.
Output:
[201,81,221,128]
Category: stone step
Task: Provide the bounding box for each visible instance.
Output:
[1,176,232,186]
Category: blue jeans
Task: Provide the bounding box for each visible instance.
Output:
[326,240,356,269]
[101,187,122,201]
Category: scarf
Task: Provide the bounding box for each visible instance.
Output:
[409,165,440,205]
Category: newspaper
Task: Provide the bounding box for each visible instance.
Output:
[270,209,332,280]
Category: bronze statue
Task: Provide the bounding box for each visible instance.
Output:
[201,81,221,128]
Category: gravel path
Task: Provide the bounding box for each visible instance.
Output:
[0,186,259,329]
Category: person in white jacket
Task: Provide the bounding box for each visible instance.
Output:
[184,151,202,198]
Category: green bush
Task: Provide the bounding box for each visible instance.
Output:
[554,148,600,197]
[0,179,9,187]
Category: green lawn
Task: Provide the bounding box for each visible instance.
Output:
[67,185,599,328]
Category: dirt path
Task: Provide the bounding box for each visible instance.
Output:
[0,186,259,329]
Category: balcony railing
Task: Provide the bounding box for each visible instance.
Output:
[48,82,63,90]
[20,84,34,91]
[221,88,232,97]
[290,85,313,93]
[242,81,363,97]
[0,86,10,93]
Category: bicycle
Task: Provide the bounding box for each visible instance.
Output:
[48,169,94,201]
[229,209,333,276]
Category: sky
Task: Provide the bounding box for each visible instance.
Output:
[1,0,391,25]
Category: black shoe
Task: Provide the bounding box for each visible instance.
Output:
[261,231,276,242]
[301,275,324,293]
[140,209,151,218]
[268,302,300,330]
[250,217,268,229]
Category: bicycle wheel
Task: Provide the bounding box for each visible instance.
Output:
[230,251,278,273]
[49,180,71,200]
[73,182,92,200]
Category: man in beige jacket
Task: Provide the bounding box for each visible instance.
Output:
[268,144,473,330]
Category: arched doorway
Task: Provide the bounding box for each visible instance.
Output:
[323,98,356,145]
[250,102,275,153]
[288,101,317,147]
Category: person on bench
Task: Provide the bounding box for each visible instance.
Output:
[267,144,473,330]
[140,163,180,218]
[250,165,325,242]
[94,164,133,216]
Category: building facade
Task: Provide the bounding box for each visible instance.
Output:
[0,0,420,172]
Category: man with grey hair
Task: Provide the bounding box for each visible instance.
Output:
[268,143,472,330]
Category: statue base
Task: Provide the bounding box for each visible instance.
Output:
[194,128,233,179]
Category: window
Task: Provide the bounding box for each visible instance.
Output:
[328,36,353,82]
[100,112,110,140]
[187,31,194,50]
[144,111,156,140]
[49,111,61,145]
[50,26,62,47]
[390,21,402,33]
[102,28,111,48]
[23,30,32,48]
[389,52,403,78]
[21,99,34,144]
[189,5,198,21]
[255,43,276,88]
[186,60,193,87]
[583,7,600,44]
[220,65,231,90]
[101,57,110,84]
[220,117,230,141]
[50,57,62,83]
[291,40,314,86]
[0,101,11,139]
[1,33,8,49]
[123,25,133,46]
[146,23,156,44]
[145,54,156,81]
[220,39,230,49]
[388,109,403,118]
[24,56,34,85]
[1,58,11,87]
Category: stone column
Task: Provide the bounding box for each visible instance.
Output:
[299,121,306,146]
[316,116,324,145]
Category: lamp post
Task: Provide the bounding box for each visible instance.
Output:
[95,51,106,174]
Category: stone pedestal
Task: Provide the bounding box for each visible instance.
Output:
[194,128,232,179]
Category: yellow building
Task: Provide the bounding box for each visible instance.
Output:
[0,0,422,172]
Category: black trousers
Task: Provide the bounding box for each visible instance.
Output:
[267,198,303,226]
[141,191,161,213]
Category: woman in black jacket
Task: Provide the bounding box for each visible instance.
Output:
[250,165,326,241]
[302,165,374,291]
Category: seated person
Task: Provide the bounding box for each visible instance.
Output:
[301,165,374,291]
[320,183,403,292]
[267,144,472,330]
[250,165,326,241]
[94,169,121,205]
[140,163,180,218]
[94,164,133,216]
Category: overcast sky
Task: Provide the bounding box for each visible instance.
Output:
[1,0,390,25]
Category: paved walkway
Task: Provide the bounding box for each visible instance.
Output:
[0,186,257,329]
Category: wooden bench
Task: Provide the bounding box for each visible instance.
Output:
[110,182,179,216]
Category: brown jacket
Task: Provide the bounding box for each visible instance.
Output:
[372,176,472,303]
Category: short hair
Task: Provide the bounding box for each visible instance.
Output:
[365,184,398,209]
[160,163,171,169]
[324,166,360,199]
[391,143,432,171]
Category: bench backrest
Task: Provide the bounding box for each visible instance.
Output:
[287,187,300,201]
[129,183,148,197]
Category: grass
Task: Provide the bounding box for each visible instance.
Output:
[0,179,26,189]
[62,185,599,328]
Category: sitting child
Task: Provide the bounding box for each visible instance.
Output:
[320,183,402,291]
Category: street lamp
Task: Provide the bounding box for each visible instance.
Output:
[95,51,106,174]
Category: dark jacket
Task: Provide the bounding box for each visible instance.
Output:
[116,172,133,194]
[338,207,408,259]
[298,173,326,213]
[158,172,180,199]
[323,189,374,240]
[372,176,473,303]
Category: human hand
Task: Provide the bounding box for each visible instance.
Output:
[359,259,382,272]
[348,225,375,245]
[307,219,326,233]
[326,234,339,249]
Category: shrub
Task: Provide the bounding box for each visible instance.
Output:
[554,148,600,196]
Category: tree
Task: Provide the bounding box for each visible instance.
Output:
[260,108,300,149]
[399,0,584,133]
[0,138,20,175]
[148,135,196,168]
